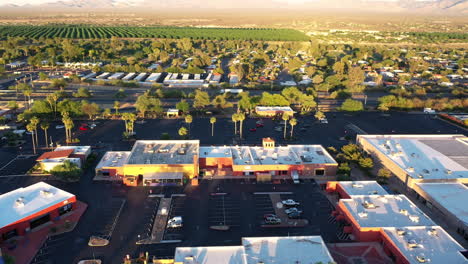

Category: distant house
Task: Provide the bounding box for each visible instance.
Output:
[166,109,179,118]
[255,106,294,117]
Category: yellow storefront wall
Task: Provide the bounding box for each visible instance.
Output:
[123,163,198,179]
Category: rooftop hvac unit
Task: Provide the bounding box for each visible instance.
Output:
[416,255,429,263]
[352,183,364,188]
[362,201,376,209]
[40,190,54,198]
[428,228,438,236]
[396,228,406,236]
[14,197,25,208]
[358,212,368,218]
[272,153,278,160]
[178,148,186,155]
[407,167,415,172]
[445,169,452,175]
[399,209,409,215]
[407,239,420,248]
[409,215,420,223]
[159,148,169,153]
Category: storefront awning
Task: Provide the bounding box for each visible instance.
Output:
[143,172,183,180]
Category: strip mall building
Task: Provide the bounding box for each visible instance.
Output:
[96,138,338,186]
[326,181,468,264]
[0,182,76,242]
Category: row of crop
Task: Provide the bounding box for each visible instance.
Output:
[0,26,309,41]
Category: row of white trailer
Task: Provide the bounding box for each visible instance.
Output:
[81,72,224,87]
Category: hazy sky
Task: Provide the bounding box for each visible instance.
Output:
[0,0,318,5]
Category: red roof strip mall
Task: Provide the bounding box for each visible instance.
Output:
[95,138,338,186]
[326,181,468,264]
[0,182,77,242]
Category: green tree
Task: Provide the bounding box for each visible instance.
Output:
[359,157,374,170]
[340,99,364,112]
[210,117,217,137]
[289,118,297,138]
[238,112,246,139]
[50,160,82,182]
[50,78,67,90]
[282,113,289,139]
[178,126,188,139]
[193,90,210,109]
[176,99,190,113]
[81,101,100,120]
[114,88,127,99]
[30,116,40,147]
[40,122,49,149]
[341,144,361,161]
[26,123,36,154]
[315,111,325,120]
[39,72,48,81]
[113,101,120,115]
[232,113,239,135]
[212,94,233,109]
[185,114,193,138]
[73,87,91,98]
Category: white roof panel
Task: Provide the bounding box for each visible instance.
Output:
[175,246,247,264]
[0,182,75,229]
[338,181,389,196]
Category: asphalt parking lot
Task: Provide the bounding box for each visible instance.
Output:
[0,111,466,263]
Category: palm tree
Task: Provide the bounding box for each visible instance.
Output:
[62,112,74,143]
[289,118,297,138]
[231,113,239,135]
[178,126,188,139]
[46,92,60,119]
[22,87,32,109]
[210,117,216,137]
[40,122,50,149]
[113,101,120,116]
[30,116,40,147]
[282,113,289,139]
[238,112,246,139]
[185,114,193,138]
[127,113,136,135]
[26,123,36,154]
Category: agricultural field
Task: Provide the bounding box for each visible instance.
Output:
[0,25,309,41]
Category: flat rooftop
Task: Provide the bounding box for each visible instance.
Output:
[0,182,75,229]
[383,226,467,264]
[55,146,91,155]
[242,236,335,264]
[199,146,232,158]
[126,140,199,165]
[255,106,294,112]
[358,135,468,180]
[338,181,389,196]
[231,145,337,166]
[174,246,247,264]
[96,151,130,169]
[340,195,434,228]
[415,182,468,226]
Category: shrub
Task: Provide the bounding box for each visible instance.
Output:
[50,160,82,182]
[358,157,374,170]
[337,162,351,176]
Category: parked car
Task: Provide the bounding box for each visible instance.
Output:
[287,211,302,219]
[285,207,302,215]
[79,125,89,131]
[264,217,281,225]
[55,125,65,129]
[89,123,97,129]
[263,214,277,219]
[256,120,264,125]
[256,123,264,128]
[282,199,300,206]
[249,128,257,132]
[320,119,328,124]
[274,126,282,132]
[167,216,183,228]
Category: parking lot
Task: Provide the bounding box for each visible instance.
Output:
[0,111,465,263]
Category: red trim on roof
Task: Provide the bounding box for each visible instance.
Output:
[36,149,74,161]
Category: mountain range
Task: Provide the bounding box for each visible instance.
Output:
[1,0,467,13]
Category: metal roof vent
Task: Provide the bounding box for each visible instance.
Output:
[416,255,429,263]
[446,169,452,175]
[362,201,376,209]
[358,212,368,218]
[396,228,406,236]
[352,183,364,188]
[40,190,53,198]
[407,239,421,248]
[428,228,438,236]
[15,197,25,208]
[400,209,409,216]
[409,215,420,223]
[407,167,414,172]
